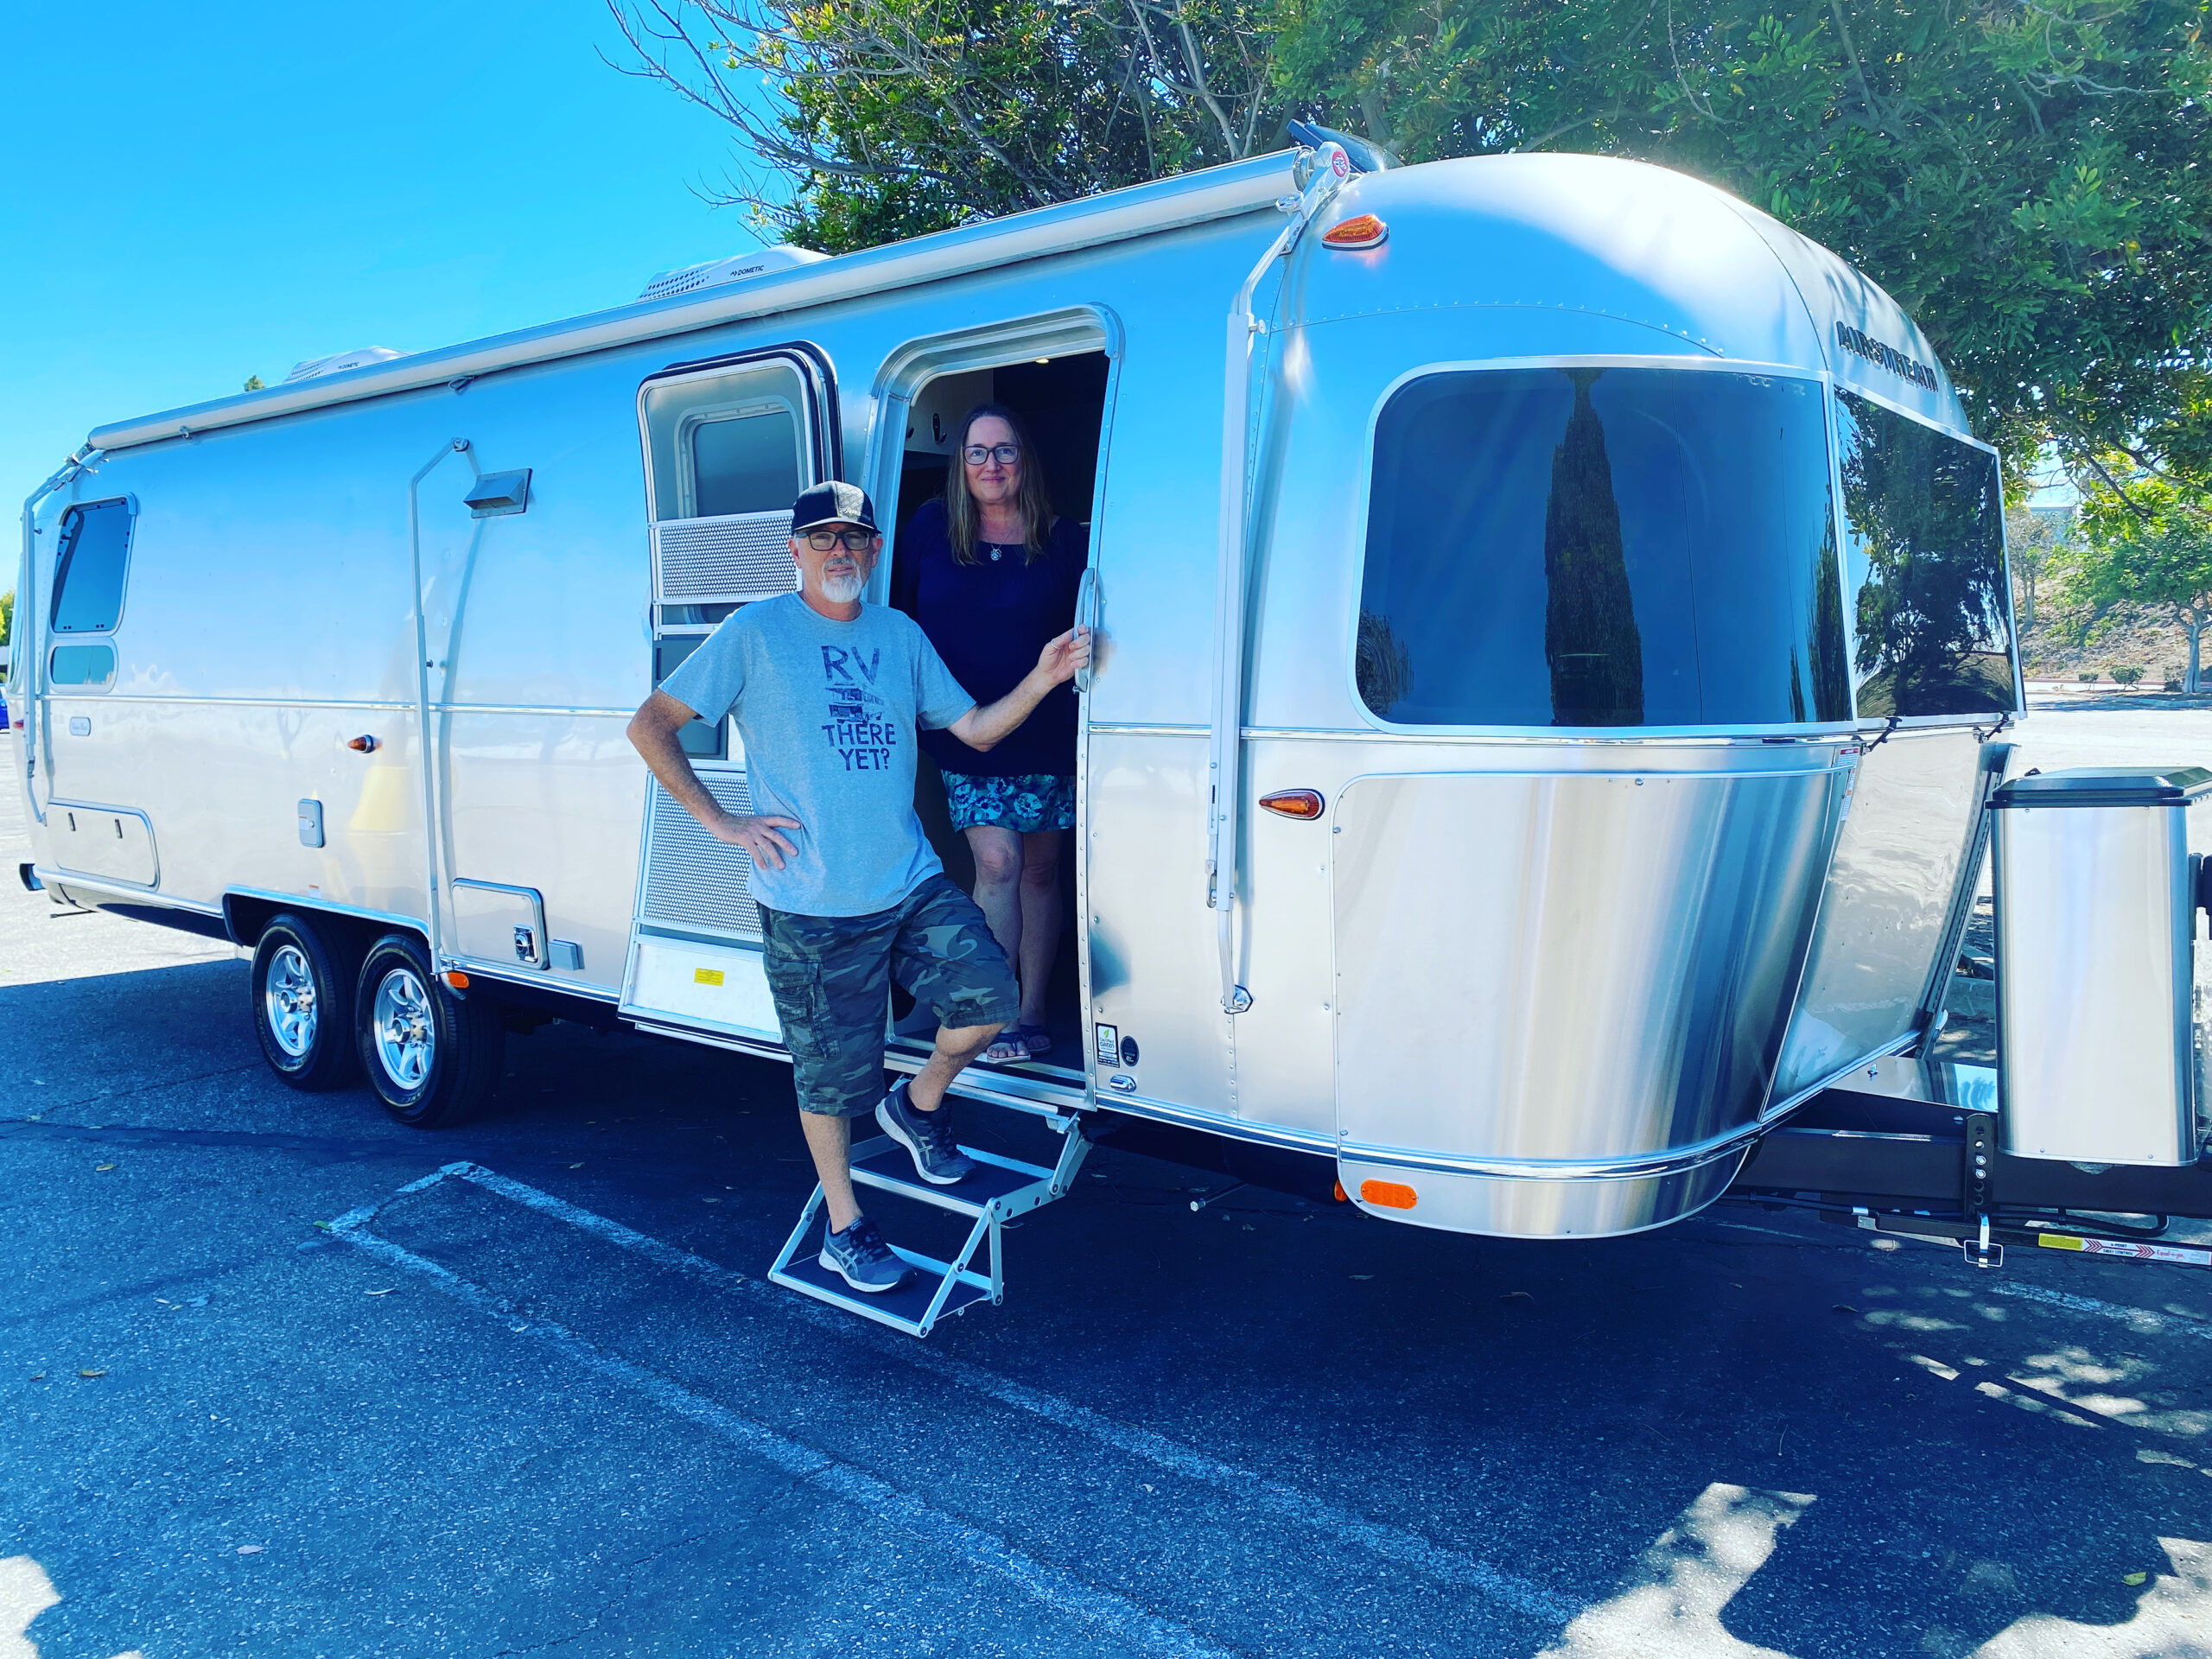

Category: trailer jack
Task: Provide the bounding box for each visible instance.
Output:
[1962,1111,2000,1269]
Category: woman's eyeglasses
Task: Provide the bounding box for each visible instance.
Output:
[803,529,877,551]
[962,443,1020,466]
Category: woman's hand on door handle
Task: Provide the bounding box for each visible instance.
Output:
[1037,625,1093,685]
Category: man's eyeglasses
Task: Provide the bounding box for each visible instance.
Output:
[803,528,877,551]
[962,443,1020,466]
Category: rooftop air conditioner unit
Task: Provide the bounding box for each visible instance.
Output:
[638,245,829,303]
[283,347,404,384]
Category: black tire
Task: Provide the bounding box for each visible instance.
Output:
[353,932,504,1128]
[251,912,362,1091]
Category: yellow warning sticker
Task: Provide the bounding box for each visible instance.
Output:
[2037,1233,2085,1251]
[693,967,725,986]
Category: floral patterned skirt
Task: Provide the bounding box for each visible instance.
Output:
[941,770,1077,834]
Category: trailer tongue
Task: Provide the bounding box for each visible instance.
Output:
[1732,768,2212,1281]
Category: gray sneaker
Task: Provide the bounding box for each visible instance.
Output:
[876,1078,976,1185]
[819,1217,912,1294]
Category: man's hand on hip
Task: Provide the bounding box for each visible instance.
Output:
[712,811,803,870]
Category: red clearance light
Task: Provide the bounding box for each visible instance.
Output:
[1259,788,1325,820]
[1360,1179,1418,1211]
[1321,213,1388,251]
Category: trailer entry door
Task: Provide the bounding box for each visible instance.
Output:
[620,351,835,1044]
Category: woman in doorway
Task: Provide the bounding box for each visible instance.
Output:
[895,404,1088,1062]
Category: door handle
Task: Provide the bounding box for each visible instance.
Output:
[1074,568,1099,694]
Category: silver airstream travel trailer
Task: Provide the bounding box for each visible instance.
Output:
[28,138,2190,1332]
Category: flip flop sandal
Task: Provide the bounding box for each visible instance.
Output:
[984,1032,1030,1064]
[1014,1025,1053,1058]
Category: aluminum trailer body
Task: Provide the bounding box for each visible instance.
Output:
[14,145,2049,1245]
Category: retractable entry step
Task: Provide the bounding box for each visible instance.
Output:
[768,1108,1090,1337]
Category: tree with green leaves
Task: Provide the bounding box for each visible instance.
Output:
[608,0,1280,251]
[2004,502,2069,632]
[2051,463,2212,689]
[617,0,2211,515]
[0,588,13,653]
[1273,0,2212,480]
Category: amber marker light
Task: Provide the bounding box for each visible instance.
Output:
[1360,1179,1418,1210]
[442,969,472,991]
[1321,213,1388,251]
[1259,788,1325,820]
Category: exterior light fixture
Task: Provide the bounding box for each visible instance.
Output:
[1321,213,1388,251]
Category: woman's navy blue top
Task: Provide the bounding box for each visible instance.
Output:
[893,498,1087,779]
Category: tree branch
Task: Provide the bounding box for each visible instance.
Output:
[2077,448,2156,522]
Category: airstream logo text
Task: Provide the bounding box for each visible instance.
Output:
[819,645,899,772]
[1834,321,1938,391]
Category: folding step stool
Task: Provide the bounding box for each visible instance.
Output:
[768,1103,1091,1337]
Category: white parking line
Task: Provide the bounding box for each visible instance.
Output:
[1988,1279,2212,1343]
[328,1196,1238,1659]
[340,1161,1580,1630]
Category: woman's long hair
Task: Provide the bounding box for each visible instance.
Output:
[945,402,1052,564]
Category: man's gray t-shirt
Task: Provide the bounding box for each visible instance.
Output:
[660,593,976,918]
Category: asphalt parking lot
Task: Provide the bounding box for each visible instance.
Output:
[4,722,2212,1659]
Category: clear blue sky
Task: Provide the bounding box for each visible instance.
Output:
[0,0,772,506]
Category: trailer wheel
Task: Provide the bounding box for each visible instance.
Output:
[354,934,503,1128]
[251,913,361,1091]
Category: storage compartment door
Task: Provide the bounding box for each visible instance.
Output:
[450,880,550,971]
[49,800,158,887]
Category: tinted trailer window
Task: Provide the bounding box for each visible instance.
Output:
[49,498,135,634]
[1357,367,1847,728]
[1835,390,2017,718]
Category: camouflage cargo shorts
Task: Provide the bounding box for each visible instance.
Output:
[758,874,1020,1118]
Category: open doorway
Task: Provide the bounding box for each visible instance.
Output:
[887,350,1110,1082]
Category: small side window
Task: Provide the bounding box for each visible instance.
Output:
[48,642,117,688]
[642,363,811,524]
[50,499,135,634]
[688,407,801,519]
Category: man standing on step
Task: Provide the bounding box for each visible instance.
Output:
[626,480,1090,1294]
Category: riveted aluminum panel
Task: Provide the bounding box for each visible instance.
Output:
[1332,767,1844,1183]
[1770,728,1984,1102]
[1338,1149,1748,1240]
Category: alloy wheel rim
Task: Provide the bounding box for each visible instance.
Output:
[372,966,435,1090]
[264,944,318,1058]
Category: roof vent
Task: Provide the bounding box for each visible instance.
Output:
[638,245,829,302]
[283,347,404,384]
